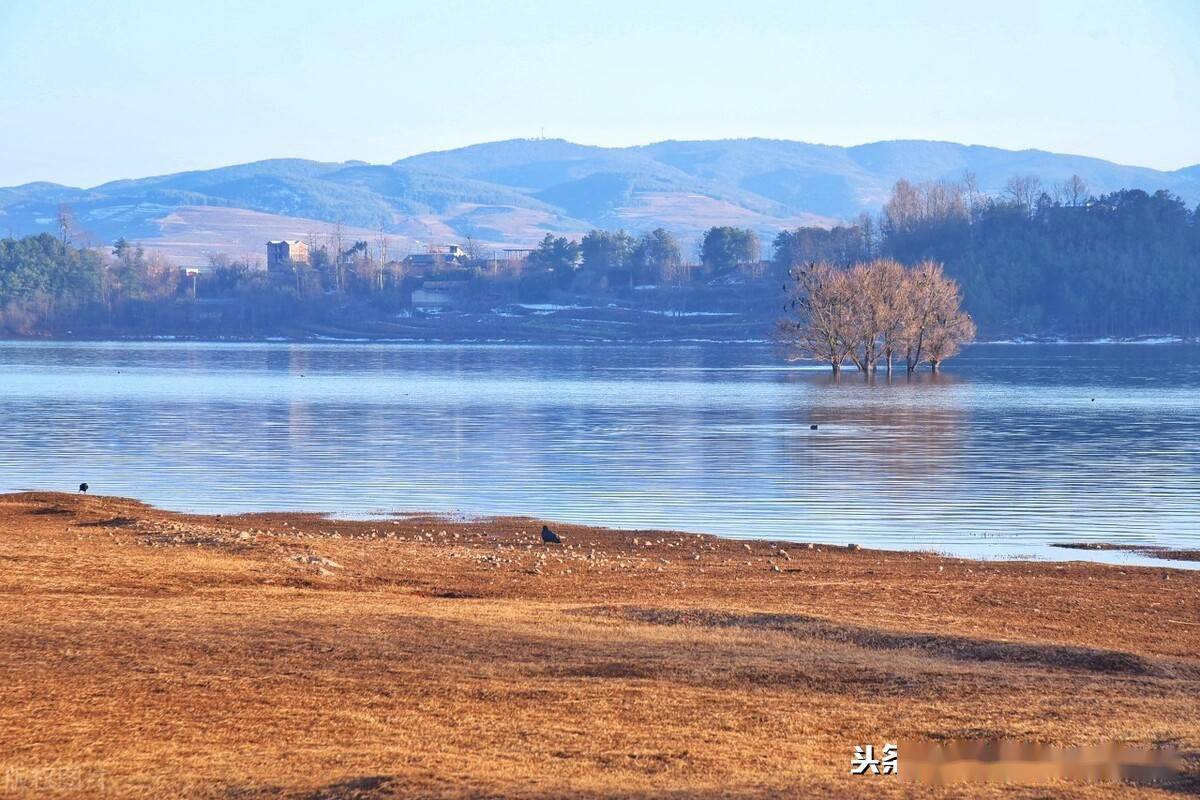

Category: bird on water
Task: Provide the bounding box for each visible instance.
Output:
[78,483,88,493]
[541,525,562,544]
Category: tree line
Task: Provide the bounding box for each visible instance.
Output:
[779,177,1200,338]
[1,173,1196,338]
[524,226,761,285]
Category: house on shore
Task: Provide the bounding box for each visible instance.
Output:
[266,240,310,274]
[403,244,468,273]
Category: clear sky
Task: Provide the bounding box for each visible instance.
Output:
[1,0,1197,187]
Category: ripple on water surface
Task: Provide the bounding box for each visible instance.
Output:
[0,341,1197,567]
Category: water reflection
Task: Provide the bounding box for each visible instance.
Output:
[0,341,1197,566]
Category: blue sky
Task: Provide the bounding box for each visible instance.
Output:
[1,0,1197,187]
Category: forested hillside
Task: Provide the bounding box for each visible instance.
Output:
[879,184,1200,337]
[1,179,1197,340]
[2,138,1197,263]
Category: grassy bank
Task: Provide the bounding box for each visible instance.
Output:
[1,492,1197,798]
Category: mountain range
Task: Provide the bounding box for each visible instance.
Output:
[2,138,1197,265]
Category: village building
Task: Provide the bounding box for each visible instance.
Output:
[266,240,310,273]
[403,243,468,272]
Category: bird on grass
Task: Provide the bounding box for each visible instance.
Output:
[78,483,88,493]
[541,525,562,544]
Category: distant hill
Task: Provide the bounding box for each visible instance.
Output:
[2,138,1197,265]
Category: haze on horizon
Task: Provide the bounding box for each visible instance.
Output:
[1,0,1197,188]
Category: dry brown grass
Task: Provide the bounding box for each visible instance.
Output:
[0,492,1197,799]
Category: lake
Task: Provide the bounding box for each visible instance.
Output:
[1,340,1197,567]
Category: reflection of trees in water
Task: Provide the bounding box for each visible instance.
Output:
[781,371,968,489]
[264,346,312,376]
[809,369,966,388]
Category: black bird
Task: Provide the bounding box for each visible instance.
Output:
[810,424,819,430]
[541,525,562,544]
[78,482,88,493]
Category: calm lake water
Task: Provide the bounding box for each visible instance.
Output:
[1,341,1197,567]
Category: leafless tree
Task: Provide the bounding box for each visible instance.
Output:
[882,178,969,238]
[861,258,909,373]
[779,258,975,375]
[1055,174,1089,207]
[854,213,878,259]
[923,304,977,372]
[375,221,390,291]
[462,235,487,264]
[899,261,975,373]
[1004,174,1043,212]
[923,180,967,220]
[339,243,376,293]
[777,262,857,373]
[882,179,922,237]
[961,170,982,210]
[56,204,78,245]
[329,219,346,291]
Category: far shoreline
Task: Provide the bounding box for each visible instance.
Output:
[0,333,1196,346]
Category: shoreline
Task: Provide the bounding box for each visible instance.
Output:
[1051,541,1200,563]
[7,489,1199,572]
[11,495,1200,577]
[1,491,1197,797]
[0,332,1196,346]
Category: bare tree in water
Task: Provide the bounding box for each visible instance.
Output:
[901,261,976,373]
[777,262,856,373]
[779,258,974,375]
